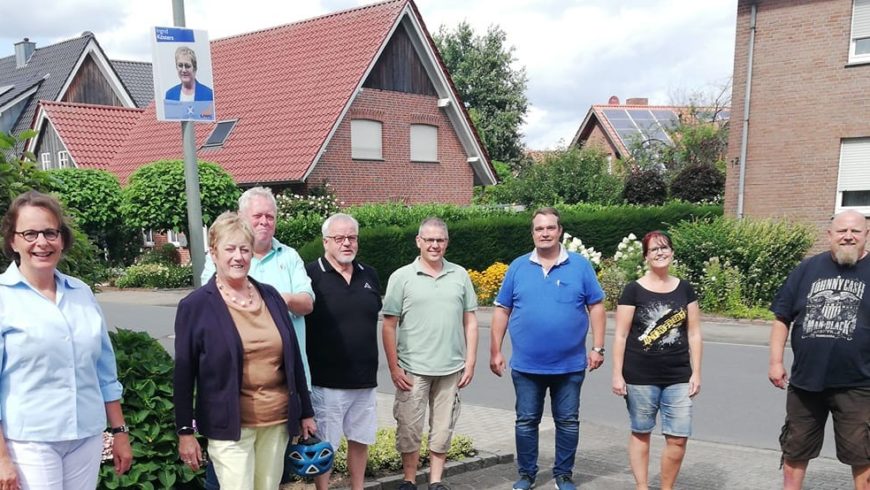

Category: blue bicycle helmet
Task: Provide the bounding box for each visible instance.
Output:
[285,435,334,477]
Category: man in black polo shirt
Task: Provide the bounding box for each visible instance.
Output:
[305,213,382,490]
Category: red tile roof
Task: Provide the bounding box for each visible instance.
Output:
[38,101,144,170]
[112,0,407,184]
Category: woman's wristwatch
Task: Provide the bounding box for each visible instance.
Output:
[110,425,130,434]
[176,426,196,436]
[592,347,606,356]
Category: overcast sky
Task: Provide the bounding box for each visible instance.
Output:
[0,0,737,150]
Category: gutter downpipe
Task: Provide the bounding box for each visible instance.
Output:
[737,2,757,219]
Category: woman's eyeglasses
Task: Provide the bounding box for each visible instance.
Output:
[15,228,61,242]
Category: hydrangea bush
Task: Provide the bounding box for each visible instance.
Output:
[562,232,601,270]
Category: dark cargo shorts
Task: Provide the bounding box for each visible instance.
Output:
[779,385,870,466]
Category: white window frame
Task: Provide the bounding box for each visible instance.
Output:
[142,229,155,247]
[835,137,870,215]
[40,152,50,170]
[166,229,182,246]
[351,119,383,160]
[410,124,438,162]
[850,0,870,63]
[57,150,70,168]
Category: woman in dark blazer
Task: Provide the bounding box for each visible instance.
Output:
[174,212,315,489]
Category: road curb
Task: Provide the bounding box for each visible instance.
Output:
[347,450,515,489]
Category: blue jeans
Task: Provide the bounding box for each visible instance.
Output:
[511,369,585,478]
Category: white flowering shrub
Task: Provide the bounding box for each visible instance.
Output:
[562,232,602,270]
[613,233,646,280]
[275,182,343,220]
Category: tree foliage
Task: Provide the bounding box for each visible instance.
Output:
[476,147,622,206]
[0,131,51,217]
[622,167,668,205]
[434,22,529,168]
[670,163,725,203]
[0,132,106,286]
[47,168,139,265]
[120,160,240,237]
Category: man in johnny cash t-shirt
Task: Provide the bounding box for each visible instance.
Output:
[769,210,870,490]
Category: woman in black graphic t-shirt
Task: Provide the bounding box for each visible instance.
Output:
[611,230,702,490]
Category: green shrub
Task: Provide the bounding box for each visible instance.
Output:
[669,217,815,307]
[698,257,744,312]
[274,214,325,248]
[115,263,192,289]
[622,167,668,205]
[120,160,240,237]
[331,428,475,477]
[135,244,180,266]
[46,168,139,266]
[299,203,721,287]
[98,329,202,489]
[669,163,725,203]
[597,259,628,311]
[476,147,623,206]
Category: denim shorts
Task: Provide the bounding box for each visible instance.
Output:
[625,383,692,437]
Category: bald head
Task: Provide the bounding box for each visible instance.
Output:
[828,210,868,266]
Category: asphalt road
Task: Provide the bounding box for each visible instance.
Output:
[97,296,835,459]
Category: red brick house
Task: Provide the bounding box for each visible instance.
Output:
[110,0,495,205]
[725,0,870,239]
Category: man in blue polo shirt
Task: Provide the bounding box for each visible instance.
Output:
[490,207,606,490]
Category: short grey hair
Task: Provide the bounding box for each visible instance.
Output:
[322,213,359,238]
[238,186,277,214]
[418,217,448,238]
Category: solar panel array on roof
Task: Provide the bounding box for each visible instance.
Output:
[601,107,680,149]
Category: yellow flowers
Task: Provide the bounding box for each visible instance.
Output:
[468,262,509,305]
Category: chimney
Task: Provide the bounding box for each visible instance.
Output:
[607,96,620,105]
[14,38,35,68]
[625,97,649,106]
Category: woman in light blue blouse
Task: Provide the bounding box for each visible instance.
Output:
[0,191,132,489]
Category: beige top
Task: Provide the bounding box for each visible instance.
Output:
[226,300,289,427]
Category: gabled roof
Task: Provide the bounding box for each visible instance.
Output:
[111,60,154,108]
[35,101,143,169]
[0,35,92,135]
[0,33,137,138]
[113,0,494,186]
[571,103,684,160]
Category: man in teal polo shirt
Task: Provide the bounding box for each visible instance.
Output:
[382,217,479,490]
[201,186,315,387]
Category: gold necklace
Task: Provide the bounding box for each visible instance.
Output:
[217,279,254,306]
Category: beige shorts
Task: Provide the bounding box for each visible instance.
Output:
[393,370,462,454]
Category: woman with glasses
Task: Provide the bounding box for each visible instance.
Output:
[174,212,315,489]
[0,191,132,488]
[611,230,702,490]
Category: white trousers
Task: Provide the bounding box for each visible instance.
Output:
[208,423,289,490]
[6,434,102,490]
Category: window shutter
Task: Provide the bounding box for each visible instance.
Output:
[853,0,870,40]
[410,124,438,162]
[838,138,870,191]
[351,120,382,159]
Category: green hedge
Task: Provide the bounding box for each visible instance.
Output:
[299,203,722,286]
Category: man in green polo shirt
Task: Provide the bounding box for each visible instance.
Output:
[382,217,479,490]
